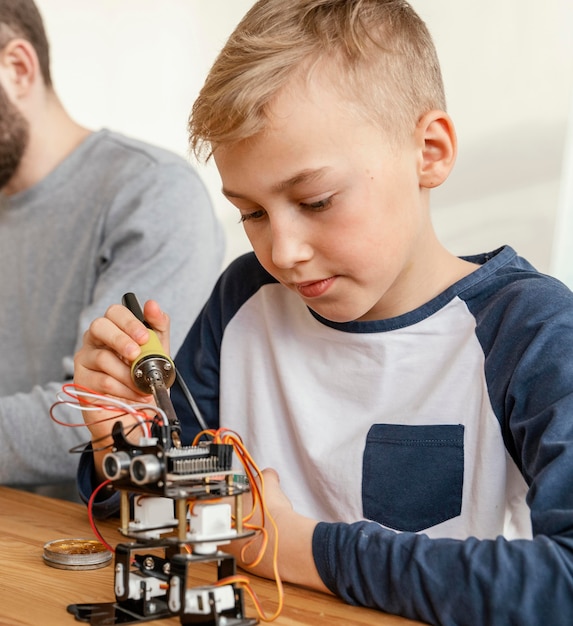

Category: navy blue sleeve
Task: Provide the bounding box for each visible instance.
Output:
[172,252,276,442]
[312,266,573,625]
[76,445,122,519]
[313,522,573,625]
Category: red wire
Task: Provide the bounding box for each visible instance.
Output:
[87,479,115,553]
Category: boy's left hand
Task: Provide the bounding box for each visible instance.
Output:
[231,468,329,593]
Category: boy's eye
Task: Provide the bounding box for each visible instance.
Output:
[238,209,266,223]
[299,196,333,211]
[238,195,333,223]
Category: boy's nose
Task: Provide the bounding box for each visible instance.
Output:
[270,220,313,269]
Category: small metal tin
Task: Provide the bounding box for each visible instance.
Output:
[43,538,112,570]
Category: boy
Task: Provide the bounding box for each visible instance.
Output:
[75,0,573,623]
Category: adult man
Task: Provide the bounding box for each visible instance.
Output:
[0,0,224,497]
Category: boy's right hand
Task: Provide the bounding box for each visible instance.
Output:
[73,299,172,478]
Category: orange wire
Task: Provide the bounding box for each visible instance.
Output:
[192,428,284,620]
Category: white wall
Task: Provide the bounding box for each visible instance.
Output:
[36,0,573,274]
[551,95,573,287]
[415,1,573,277]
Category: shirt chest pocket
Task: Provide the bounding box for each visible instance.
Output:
[362,423,464,532]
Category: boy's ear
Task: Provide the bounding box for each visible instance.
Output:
[415,110,457,189]
[0,38,39,99]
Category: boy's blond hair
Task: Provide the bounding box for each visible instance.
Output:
[189,0,446,160]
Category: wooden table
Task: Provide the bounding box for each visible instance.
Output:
[0,486,423,626]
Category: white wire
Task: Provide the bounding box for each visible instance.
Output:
[55,388,169,436]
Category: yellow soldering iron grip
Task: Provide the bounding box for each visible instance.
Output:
[132,327,171,367]
[130,328,176,388]
[122,292,176,393]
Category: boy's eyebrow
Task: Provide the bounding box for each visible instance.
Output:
[222,167,331,199]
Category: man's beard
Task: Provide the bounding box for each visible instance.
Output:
[0,83,29,190]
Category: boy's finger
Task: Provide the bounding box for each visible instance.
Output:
[143,300,171,333]
[86,315,143,361]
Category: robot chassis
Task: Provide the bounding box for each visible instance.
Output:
[68,422,257,626]
[68,294,259,625]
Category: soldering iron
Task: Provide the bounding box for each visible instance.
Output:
[121,292,182,448]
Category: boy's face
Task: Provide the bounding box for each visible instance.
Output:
[215,78,436,323]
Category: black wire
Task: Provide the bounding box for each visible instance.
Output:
[175,368,209,431]
[122,292,209,433]
[68,417,152,455]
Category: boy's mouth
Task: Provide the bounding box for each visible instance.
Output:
[295,276,336,298]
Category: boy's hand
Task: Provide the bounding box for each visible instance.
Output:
[232,468,328,593]
[73,299,171,478]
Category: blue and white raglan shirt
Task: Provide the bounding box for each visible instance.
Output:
[80,245,573,625]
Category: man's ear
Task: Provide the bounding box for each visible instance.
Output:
[0,38,39,99]
[415,110,457,189]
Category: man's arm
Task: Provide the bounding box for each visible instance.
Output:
[0,156,223,487]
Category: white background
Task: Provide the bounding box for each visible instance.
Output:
[36,0,573,283]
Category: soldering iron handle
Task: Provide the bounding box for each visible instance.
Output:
[121,292,151,328]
